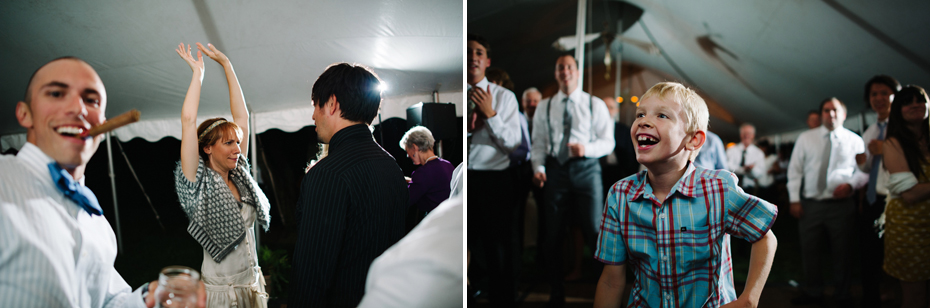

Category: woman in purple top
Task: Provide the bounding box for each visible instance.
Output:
[400,126,454,212]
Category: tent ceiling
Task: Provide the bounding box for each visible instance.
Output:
[0,0,463,139]
[468,0,930,141]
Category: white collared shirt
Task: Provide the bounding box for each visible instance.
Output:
[467,77,522,170]
[531,87,615,173]
[725,143,767,187]
[358,195,463,308]
[787,126,868,202]
[0,143,145,308]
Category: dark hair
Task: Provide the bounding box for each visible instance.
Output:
[467,34,491,58]
[557,53,578,66]
[820,97,846,114]
[863,74,901,110]
[197,117,243,163]
[886,85,930,178]
[485,67,514,91]
[24,56,87,103]
[311,63,383,124]
[808,110,820,117]
[757,139,775,156]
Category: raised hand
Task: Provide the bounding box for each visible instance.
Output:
[175,42,204,77]
[196,42,229,66]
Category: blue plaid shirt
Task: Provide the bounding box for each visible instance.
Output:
[595,164,777,308]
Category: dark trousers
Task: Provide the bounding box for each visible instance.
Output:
[469,168,517,306]
[539,156,604,294]
[799,197,856,300]
[859,195,886,307]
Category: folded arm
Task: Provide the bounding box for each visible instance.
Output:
[884,137,930,204]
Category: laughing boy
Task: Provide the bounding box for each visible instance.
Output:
[593,82,778,308]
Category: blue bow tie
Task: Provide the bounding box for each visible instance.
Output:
[48,162,103,216]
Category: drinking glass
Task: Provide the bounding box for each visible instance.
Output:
[154,265,200,308]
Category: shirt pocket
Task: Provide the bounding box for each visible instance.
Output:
[676,223,712,268]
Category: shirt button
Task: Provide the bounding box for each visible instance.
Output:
[666,294,671,299]
[659,213,666,219]
[662,254,668,261]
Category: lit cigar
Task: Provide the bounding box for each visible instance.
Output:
[82,109,141,138]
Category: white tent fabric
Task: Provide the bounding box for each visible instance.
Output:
[0,0,463,150]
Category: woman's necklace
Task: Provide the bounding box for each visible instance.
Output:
[424,155,439,163]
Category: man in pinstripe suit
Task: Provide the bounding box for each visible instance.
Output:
[0,57,205,308]
[289,63,408,308]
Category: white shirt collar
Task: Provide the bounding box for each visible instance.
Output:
[471,77,490,91]
[557,86,583,102]
[18,142,86,185]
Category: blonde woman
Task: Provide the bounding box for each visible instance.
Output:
[174,42,270,308]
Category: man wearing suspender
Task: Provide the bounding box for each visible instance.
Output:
[530,54,615,306]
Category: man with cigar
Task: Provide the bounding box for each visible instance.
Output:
[0,57,206,308]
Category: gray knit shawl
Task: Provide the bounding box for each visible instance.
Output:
[174,155,271,263]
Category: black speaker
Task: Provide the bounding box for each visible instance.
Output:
[406,103,457,140]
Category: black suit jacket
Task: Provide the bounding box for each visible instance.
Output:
[290,124,408,307]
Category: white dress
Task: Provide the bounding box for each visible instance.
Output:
[201,202,267,308]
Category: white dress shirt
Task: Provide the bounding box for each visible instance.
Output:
[787,126,868,203]
[756,154,779,188]
[0,143,145,308]
[531,88,615,173]
[358,194,463,308]
[726,143,767,187]
[467,77,522,170]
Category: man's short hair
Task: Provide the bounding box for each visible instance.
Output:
[641,82,709,160]
[467,34,491,58]
[863,74,901,109]
[311,63,383,124]
[522,87,540,100]
[739,123,756,132]
[23,56,87,104]
[808,110,820,117]
[820,97,846,114]
[556,53,578,66]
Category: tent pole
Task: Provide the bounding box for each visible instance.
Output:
[106,132,124,253]
[574,0,586,91]
[114,140,165,232]
[615,20,623,123]
[250,113,260,251]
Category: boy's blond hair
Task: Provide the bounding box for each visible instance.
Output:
[640,82,709,161]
